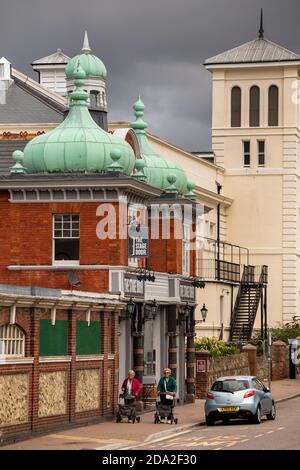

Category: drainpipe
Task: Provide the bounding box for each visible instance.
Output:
[216,182,222,281]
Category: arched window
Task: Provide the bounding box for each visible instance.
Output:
[249,86,260,127]
[231,87,241,127]
[268,85,279,126]
[0,324,25,357]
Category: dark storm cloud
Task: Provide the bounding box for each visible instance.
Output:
[1,0,300,149]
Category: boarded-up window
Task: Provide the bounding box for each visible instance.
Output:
[76,321,101,355]
[231,87,241,127]
[39,320,68,356]
[249,86,260,127]
[268,85,279,126]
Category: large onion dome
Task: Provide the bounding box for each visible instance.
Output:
[131,97,188,194]
[21,64,135,174]
[65,31,107,80]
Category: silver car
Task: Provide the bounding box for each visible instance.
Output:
[204,376,276,425]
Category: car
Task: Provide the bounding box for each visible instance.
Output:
[204,375,276,426]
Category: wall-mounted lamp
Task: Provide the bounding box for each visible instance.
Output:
[200,303,208,322]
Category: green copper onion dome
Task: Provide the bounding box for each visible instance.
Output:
[22,64,134,174]
[130,97,188,194]
[65,31,107,80]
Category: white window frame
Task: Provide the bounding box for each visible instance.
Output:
[0,324,25,358]
[182,224,190,277]
[53,214,80,266]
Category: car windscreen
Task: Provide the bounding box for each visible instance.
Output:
[211,379,250,392]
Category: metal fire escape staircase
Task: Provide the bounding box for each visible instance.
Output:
[230,265,268,343]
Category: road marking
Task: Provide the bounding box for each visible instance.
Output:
[240,439,250,443]
[277,427,285,431]
[50,433,131,445]
[266,430,274,434]
[254,434,264,438]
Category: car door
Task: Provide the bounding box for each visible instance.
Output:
[252,378,272,414]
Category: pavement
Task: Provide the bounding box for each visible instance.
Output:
[1,378,300,450]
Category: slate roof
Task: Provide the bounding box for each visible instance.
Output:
[0,140,27,175]
[205,37,300,65]
[0,78,64,124]
[31,49,70,65]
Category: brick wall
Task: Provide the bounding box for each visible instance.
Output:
[0,306,120,444]
[0,198,126,291]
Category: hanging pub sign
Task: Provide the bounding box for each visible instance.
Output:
[128,223,149,258]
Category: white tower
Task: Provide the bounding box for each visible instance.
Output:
[31,49,70,96]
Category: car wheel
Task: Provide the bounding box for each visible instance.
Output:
[205,415,214,426]
[252,406,261,424]
[266,402,276,421]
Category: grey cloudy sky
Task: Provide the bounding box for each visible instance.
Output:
[1,0,300,150]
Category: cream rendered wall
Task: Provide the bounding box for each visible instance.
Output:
[148,136,236,336]
[210,63,300,325]
[195,283,239,341]
[149,138,222,193]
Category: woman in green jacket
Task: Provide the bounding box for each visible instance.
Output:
[157,368,177,410]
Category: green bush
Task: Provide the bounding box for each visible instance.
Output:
[194,337,239,357]
[251,319,300,349]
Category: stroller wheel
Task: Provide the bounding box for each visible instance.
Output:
[174,418,178,424]
[154,414,159,424]
[136,416,141,423]
[116,415,121,423]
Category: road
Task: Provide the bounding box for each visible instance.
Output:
[141,397,300,450]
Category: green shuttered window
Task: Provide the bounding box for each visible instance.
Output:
[76,321,101,355]
[39,320,69,356]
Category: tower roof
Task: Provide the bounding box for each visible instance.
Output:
[205,37,300,66]
[19,65,134,174]
[31,49,70,65]
[65,32,107,79]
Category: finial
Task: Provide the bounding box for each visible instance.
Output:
[133,158,147,181]
[106,148,124,172]
[10,150,26,174]
[259,8,264,39]
[165,173,178,194]
[82,30,91,54]
[131,96,147,132]
[57,48,62,53]
[69,60,89,104]
[185,181,196,201]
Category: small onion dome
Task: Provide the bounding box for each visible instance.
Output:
[22,64,134,174]
[131,97,187,194]
[65,31,107,80]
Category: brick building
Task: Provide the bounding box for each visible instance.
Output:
[0,55,200,441]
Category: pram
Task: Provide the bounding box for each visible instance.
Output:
[154,392,178,424]
[115,394,141,424]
